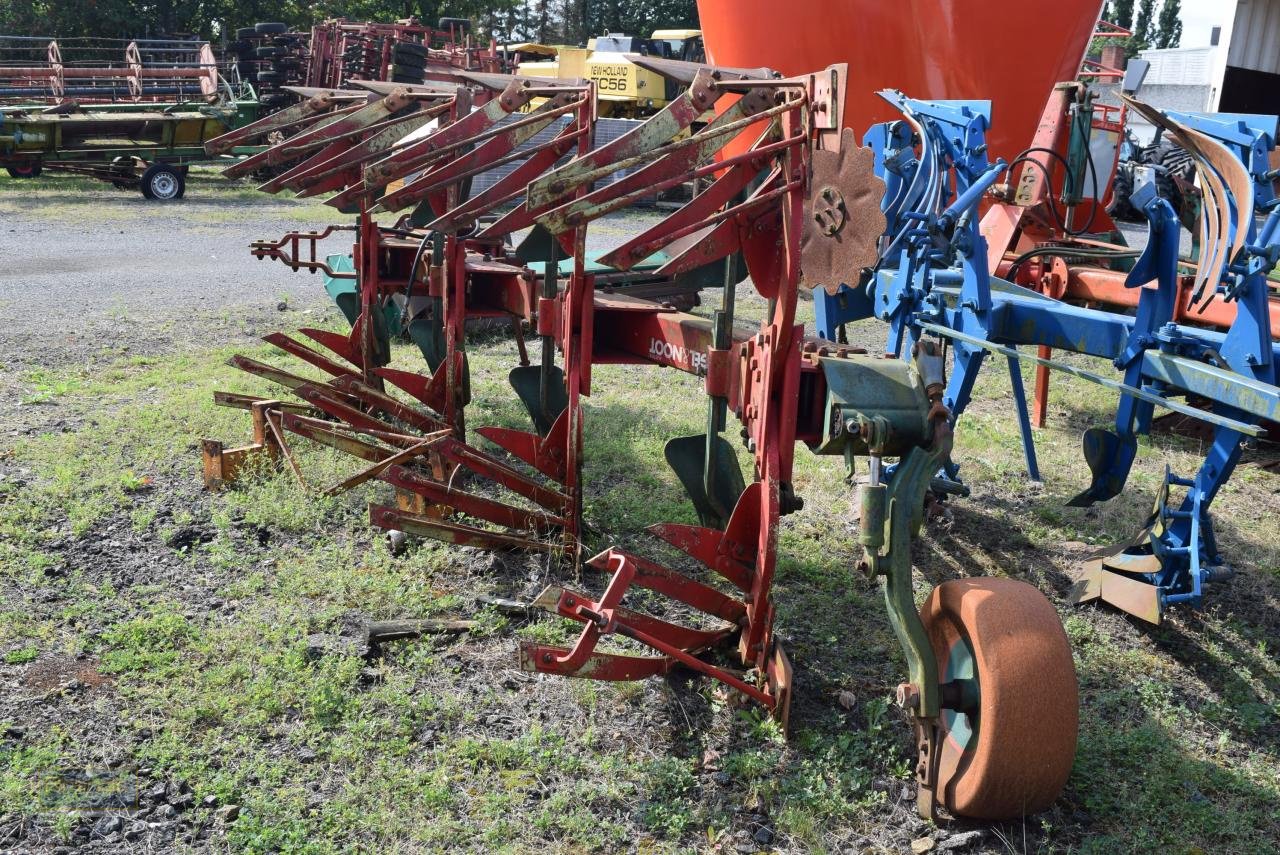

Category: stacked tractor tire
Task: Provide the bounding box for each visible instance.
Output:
[342,33,427,85]
[226,22,307,112]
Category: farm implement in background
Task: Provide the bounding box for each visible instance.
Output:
[0,36,221,105]
[844,91,1279,624]
[227,17,516,116]
[0,98,260,196]
[202,62,1080,821]
[0,34,267,195]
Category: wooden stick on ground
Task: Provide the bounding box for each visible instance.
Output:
[364,618,479,645]
[322,428,452,496]
[265,408,308,489]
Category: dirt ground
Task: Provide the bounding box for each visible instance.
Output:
[0,172,1278,855]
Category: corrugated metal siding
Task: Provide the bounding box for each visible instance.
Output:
[1228,0,1280,74]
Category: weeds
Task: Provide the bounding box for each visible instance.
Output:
[0,315,1277,852]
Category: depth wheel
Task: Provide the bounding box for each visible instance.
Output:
[920,577,1077,820]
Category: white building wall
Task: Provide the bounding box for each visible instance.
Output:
[1142,46,1218,85]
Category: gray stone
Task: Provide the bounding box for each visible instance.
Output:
[939,831,984,851]
[91,815,124,838]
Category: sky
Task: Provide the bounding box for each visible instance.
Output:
[1178,0,1233,47]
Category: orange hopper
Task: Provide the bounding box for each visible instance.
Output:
[697,0,1106,162]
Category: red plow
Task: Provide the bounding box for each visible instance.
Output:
[202,62,1079,820]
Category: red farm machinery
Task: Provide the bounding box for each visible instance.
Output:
[200,62,1079,820]
[200,0,1280,825]
[226,18,511,114]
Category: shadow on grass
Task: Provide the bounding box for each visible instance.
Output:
[1063,647,1280,853]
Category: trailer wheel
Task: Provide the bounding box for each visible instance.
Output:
[141,164,184,201]
[5,162,41,179]
[390,51,427,70]
[919,577,1077,820]
[235,27,258,40]
[255,22,287,34]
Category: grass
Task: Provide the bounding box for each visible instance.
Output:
[0,296,1277,852]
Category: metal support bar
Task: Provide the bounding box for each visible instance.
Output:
[917,322,1265,436]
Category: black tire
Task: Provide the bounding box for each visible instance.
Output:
[5,162,41,179]
[255,22,287,34]
[227,40,252,55]
[255,45,283,58]
[272,35,301,46]
[1108,162,1141,222]
[140,163,184,201]
[1151,143,1195,217]
[391,51,426,69]
[257,71,285,85]
[1158,144,1195,181]
[235,27,258,40]
[393,41,427,58]
[389,65,424,82]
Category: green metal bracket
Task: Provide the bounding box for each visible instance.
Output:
[808,350,949,719]
[863,442,947,720]
[812,355,932,458]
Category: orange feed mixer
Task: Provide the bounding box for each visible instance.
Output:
[696,0,1106,163]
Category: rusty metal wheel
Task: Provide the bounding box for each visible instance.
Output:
[920,577,1078,820]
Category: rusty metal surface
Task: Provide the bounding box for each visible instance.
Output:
[800,128,887,295]
[921,578,1078,819]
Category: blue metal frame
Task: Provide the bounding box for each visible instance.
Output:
[857,96,1280,617]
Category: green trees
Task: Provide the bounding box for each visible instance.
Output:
[1154,0,1183,49]
[1109,0,1135,29]
[1105,0,1183,58]
[0,0,699,43]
